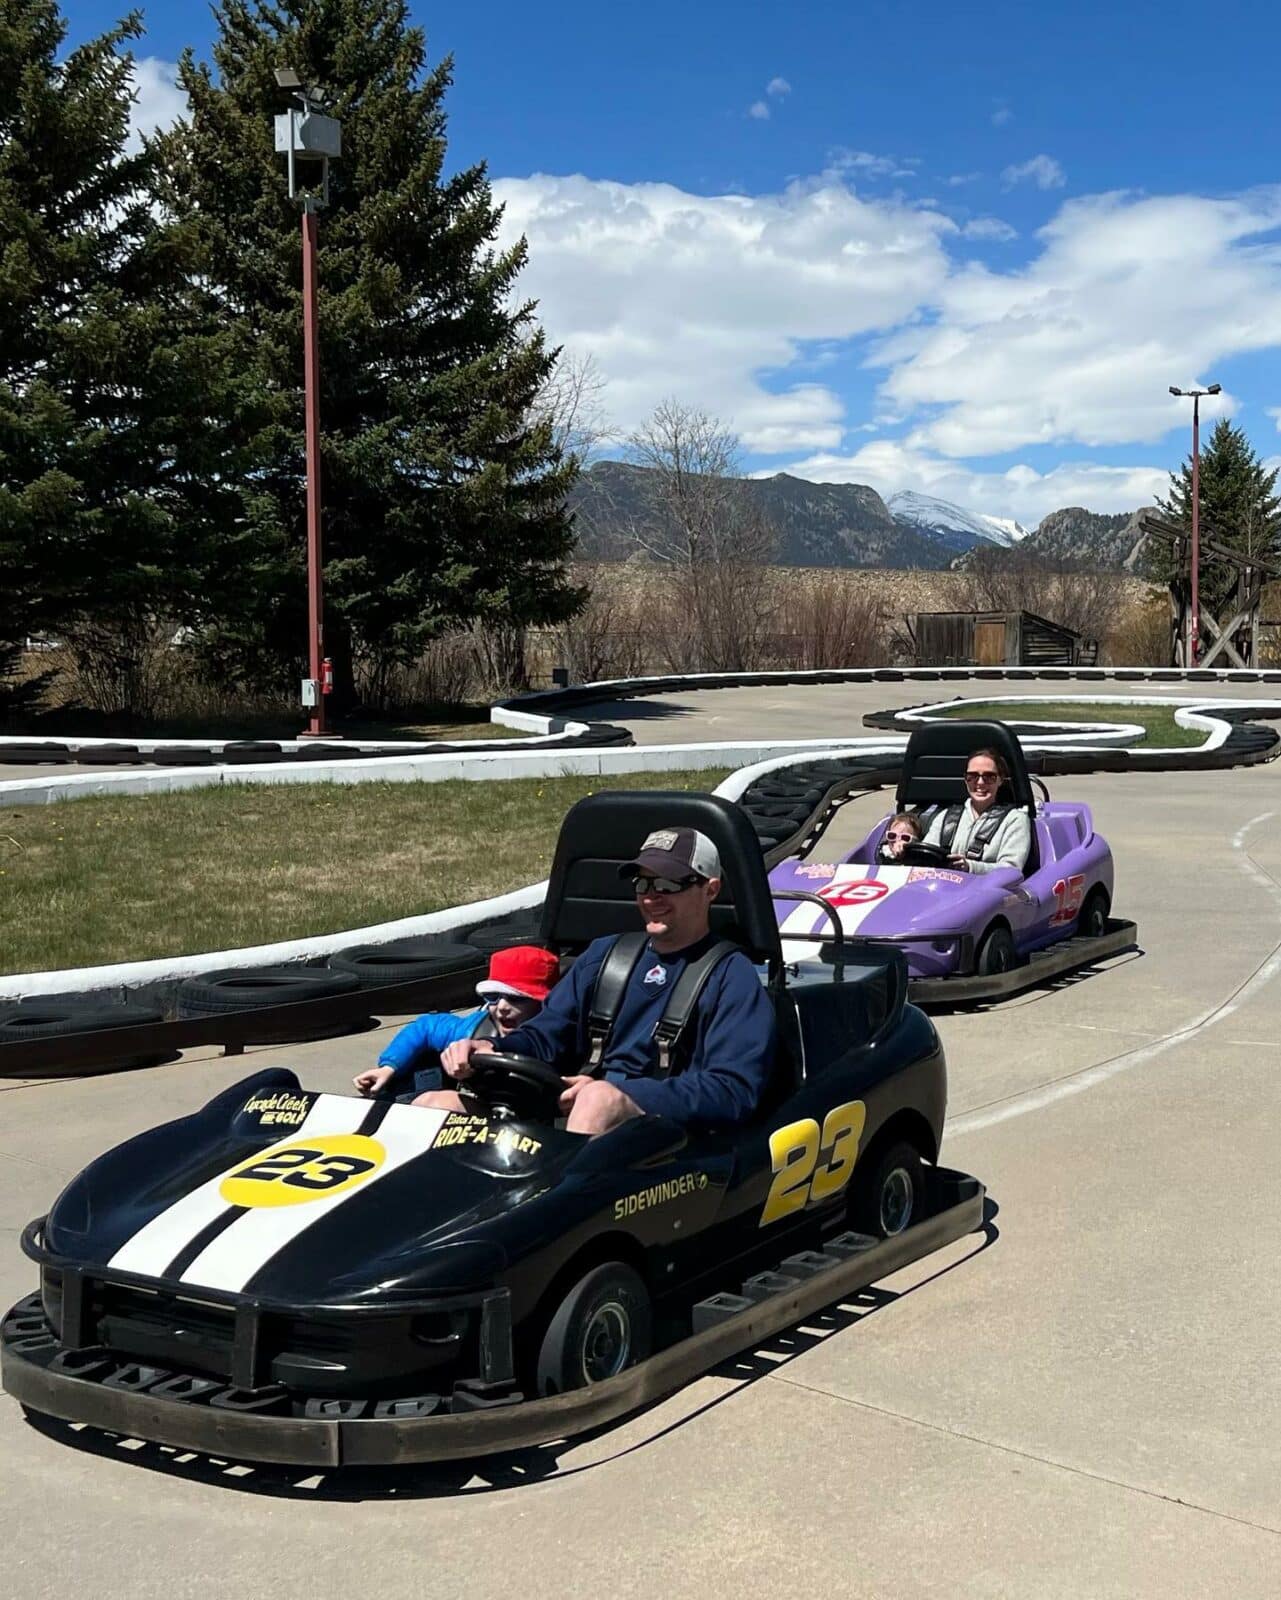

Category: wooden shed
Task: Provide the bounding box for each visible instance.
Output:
[913,609,1092,668]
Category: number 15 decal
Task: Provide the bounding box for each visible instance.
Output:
[760,1099,867,1227]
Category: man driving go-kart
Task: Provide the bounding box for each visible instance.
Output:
[424,826,776,1135]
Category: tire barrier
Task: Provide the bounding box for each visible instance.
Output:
[0,724,634,769]
[6,687,1281,1076]
[326,940,485,987]
[0,1001,169,1074]
[860,701,1281,771]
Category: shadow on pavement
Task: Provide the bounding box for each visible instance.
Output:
[571,698,691,723]
[18,1197,1000,1502]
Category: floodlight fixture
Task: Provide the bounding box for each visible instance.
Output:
[274,66,302,89]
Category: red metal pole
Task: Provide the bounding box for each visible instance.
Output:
[302,202,325,735]
[1190,393,1200,668]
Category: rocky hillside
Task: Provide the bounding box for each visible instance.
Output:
[1021,506,1155,572]
[568,460,1149,573]
[568,462,959,569]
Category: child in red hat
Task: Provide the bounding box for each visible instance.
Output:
[354,944,559,1100]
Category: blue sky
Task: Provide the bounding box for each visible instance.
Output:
[68,0,1281,524]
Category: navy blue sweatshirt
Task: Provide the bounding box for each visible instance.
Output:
[498,934,776,1128]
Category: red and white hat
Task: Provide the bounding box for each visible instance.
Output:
[475,944,560,1003]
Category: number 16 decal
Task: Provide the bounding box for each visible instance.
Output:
[760,1099,867,1226]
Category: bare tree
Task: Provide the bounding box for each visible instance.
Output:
[624,401,778,671]
[950,546,1125,647]
[533,350,612,470]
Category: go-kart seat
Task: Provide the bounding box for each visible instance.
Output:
[897,719,1039,874]
[538,791,803,1097]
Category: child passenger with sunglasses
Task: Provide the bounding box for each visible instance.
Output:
[878,812,923,862]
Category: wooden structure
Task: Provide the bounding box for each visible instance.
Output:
[913,609,1092,669]
[1136,511,1281,668]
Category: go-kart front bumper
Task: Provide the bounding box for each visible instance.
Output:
[2,1171,985,1468]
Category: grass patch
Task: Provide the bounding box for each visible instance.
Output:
[0,768,732,975]
[933,700,1206,749]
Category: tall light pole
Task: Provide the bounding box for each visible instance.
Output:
[1169,382,1221,667]
[274,70,341,735]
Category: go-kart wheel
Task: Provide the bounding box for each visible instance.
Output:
[849,1138,925,1238]
[461,1051,565,1123]
[536,1261,652,1396]
[975,922,1015,977]
[1079,887,1110,938]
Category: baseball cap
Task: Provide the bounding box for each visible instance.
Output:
[475,944,560,1003]
[619,826,722,883]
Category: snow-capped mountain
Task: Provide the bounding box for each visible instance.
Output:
[886,491,1027,554]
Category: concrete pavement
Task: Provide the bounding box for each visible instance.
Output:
[2,682,1279,1597]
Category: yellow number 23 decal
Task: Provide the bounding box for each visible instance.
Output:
[760,1099,867,1227]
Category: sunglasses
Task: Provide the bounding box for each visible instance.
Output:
[886,830,918,842]
[631,873,702,895]
[965,770,1000,786]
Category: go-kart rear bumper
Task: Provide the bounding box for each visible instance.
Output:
[2,1170,985,1468]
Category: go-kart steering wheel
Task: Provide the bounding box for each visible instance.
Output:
[460,1051,566,1123]
[895,840,956,868]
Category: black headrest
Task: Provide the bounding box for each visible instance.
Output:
[539,790,782,970]
[896,719,1033,812]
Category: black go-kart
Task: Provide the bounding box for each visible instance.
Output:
[1,791,984,1468]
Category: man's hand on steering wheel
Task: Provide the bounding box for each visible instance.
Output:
[439,1036,497,1080]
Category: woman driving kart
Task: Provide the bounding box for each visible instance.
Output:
[922,746,1032,875]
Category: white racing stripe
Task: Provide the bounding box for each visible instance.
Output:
[178,1103,449,1293]
[108,1093,369,1277]
[778,864,909,942]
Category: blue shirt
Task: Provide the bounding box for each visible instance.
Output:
[499,935,776,1128]
[379,1006,486,1084]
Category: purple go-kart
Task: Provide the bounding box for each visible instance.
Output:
[768,720,1137,1004]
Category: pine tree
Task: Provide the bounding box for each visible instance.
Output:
[1157,420,1281,620]
[0,0,245,718]
[162,0,581,705]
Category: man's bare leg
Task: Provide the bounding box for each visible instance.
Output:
[564,1078,642,1136]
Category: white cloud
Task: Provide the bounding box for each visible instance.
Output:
[961,216,1018,242]
[493,173,953,452]
[778,438,1171,526]
[1267,406,1281,432]
[748,100,770,120]
[766,77,791,97]
[947,172,982,187]
[824,147,921,182]
[1001,154,1066,190]
[127,57,186,151]
[991,106,1014,127]
[875,188,1281,457]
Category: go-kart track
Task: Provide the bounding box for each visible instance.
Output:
[2,678,1279,1600]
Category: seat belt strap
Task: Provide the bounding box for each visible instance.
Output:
[650,940,739,1079]
[469,1011,497,1042]
[966,804,1011,860]
[586,932,648,1070]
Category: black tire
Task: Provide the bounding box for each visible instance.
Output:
[0,1001,164,1038]
[0,1002,168,1076]
[463,921,544,955]
[176,966,361,1015]
[327,941,483,986]
[975,922,1015,977]
[849,1138,926,1238]
[1079,887,1111,938]
[535,1262,652,1397]
[175,966,366,1042]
